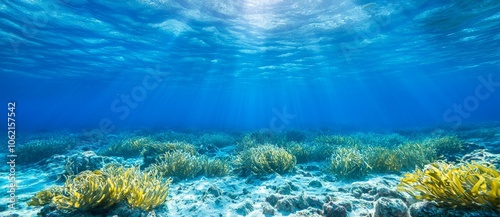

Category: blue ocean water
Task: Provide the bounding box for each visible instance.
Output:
[1,0,500,132]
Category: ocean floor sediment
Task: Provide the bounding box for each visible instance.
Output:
[1,125,500,217]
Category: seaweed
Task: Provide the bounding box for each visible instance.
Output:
[149,150,203,180]
[425,136,462,156]
[235,144,296,175]
[328,147,371,179]
[198,156,230,177]
[29,165,171,213]
[17,136,77,164]
[101,137,153,157]
[364,142,437,173]
[398,161,500,209]
[314,135,359,147]
[284,142,334,163]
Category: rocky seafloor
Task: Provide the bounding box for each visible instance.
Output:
[1,126,500,217]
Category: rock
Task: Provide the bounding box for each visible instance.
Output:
[334,201,352,212]
[375,187,412,205]
[242,188,250,195]
[266,194,283,206]
[306,165,320,171]
[305,196,323,209]
[308,180,322,188]
[322,201,348,217]
[361,193,375,201]
[409,201,499,217]
[350,182,376,195]
[262,202,275,215]
[294,207,322,217]
[461,149,500,168]
[352,188,362,198]
[292,195,310,210]
[275,195,314,213]
[108,201,150,217]
[373,197,408,217]
[204,185,222,198]
[235,200,254,216]
[323,174,337,182]
[276,197,295,213]
[277,182,299,195]
[408,201,442,217]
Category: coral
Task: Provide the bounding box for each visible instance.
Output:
[397,161,500,209]
[149,150,202,179]
[328,147,371,179]
[235,145,296,175]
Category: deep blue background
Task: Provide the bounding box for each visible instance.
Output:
[1,0,499,132]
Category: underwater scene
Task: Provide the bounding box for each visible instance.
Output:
[1,0,500,217]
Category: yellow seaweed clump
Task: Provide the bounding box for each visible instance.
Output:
[397,161,500,209]
[28,165,171,213]
[329,147,371,179]
[53,170,117,211]
[198,156,230,177]
[27,186,63,207]
[126,168,171,211]
[150,150,203,179]
[235,145,296,175]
